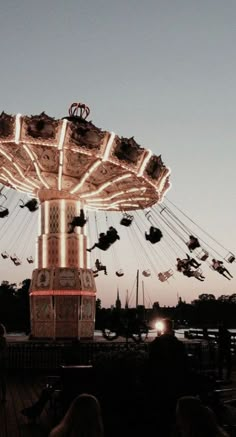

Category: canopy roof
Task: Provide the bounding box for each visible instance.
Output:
[0,111,171,210]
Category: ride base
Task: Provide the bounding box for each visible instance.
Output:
[30,196,96,339]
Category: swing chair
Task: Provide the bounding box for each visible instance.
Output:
[0,206,9,218]
[27,256,34,264]
[19,198,39,212]
[10,254,22,266]
[120,213,134,227]
[1,251,9,259]
[158,269,173,282]
[196,249,209,262]
[142,269,151,277]
[224,252,235,264]
[116,269,124,277]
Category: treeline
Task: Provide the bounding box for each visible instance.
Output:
[0,279,31,332]
[0,279,236,332]
[96,293,236,329]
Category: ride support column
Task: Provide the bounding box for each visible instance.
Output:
[30,195,96,339]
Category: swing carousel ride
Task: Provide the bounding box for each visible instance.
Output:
[0,103,171,339]
[0,103,235,339]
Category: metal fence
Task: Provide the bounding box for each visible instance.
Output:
[6,340,217,370]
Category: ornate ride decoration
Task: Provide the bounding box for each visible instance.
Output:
[145,155,164,180]
[113,136,144,165]
[24,112,59,140]
[0,112,14,138]
[69,118,105,149]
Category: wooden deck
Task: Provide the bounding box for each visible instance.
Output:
[2,370,236,437]
[0,373,55,437]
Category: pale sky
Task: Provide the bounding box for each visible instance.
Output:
[0,0,235,307]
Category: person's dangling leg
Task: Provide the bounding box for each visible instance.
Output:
[224,268,233,278]
[221,271,231,280]
[86,244,97,252]
[21,386,54,419]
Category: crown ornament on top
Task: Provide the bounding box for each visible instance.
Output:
[68,102,90,120]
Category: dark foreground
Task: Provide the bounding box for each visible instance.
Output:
[1,369,236,437]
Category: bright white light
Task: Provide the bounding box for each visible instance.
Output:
[81,173,131,198]
[2,167,33,191]
[15,114,22,144]
[155,320,165,333]
[23,144,49,188]
[70,160,101,194]
[0,147,13,161]
[57,120,67,191]
[45,201,49,234]
[58,166,63,191]
[42,235,48,268]
[87,187,147,203]
[102,132,115,161]
[137,149,152,177]
[60,200,66,267]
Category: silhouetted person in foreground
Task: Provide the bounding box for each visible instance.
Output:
[148,319,189,433]
[212,259,233,280]
[175,396,229,437]
[218,324,232,381]
[0,323,7,402]
[49,393,104,437]
[68,209,87,233]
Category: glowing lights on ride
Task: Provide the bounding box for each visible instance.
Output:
[60,199,66,267]
[137,149,153,177]
[102,132,115,161]
[70,160,101,195]
[23,144,50,189]
[14,114,21,144]
[58,119,67,191]
[81,173,132,199]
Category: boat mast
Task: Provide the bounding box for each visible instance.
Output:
[136,269,139,308]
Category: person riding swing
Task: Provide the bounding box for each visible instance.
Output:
[145,226,163,244]
[68,209,87,233]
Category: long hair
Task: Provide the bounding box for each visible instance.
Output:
[0,324,6,336]
[49,393,104,437]
[176,396,228,437]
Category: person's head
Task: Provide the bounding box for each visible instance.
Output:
[176,396,228,437]
[177,258,180,261]
[212,259,216,263]
[51,393,104,437]
[163,318,174,335]
[0,324,5,337]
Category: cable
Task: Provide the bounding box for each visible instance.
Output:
[166,197,233,254]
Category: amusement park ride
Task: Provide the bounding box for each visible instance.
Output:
[0,103,171,339]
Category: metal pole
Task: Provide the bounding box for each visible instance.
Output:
[136,269,139,308]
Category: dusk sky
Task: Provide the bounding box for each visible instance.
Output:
[0,0,235,307]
